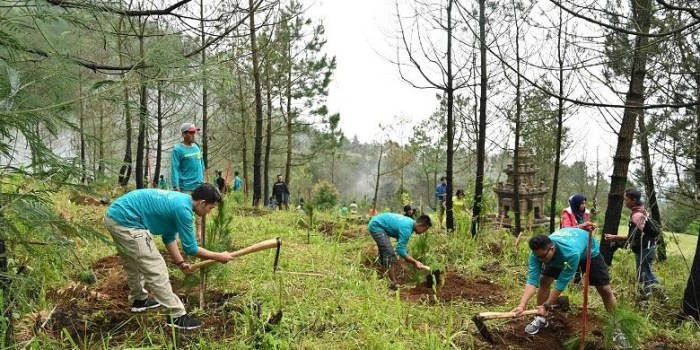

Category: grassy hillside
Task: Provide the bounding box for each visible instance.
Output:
[12,195,700,349]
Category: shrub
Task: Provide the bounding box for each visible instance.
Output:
[311,181,339,211]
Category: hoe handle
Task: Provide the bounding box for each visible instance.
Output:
[189,238,281,272]
[475,309,540,321]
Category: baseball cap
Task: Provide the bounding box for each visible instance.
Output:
[180,122,200,133]
[624,189,643,205]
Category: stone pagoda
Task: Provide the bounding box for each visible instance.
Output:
[493,148,549,228]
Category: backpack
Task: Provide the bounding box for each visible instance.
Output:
[626,208,661,251]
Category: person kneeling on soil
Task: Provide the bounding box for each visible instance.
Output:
[510,228,630,348]
[368,213,432,289]
[104,184,233,330]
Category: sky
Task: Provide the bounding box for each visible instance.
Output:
[306,0,439,143]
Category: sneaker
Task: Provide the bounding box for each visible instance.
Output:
[130,298,161,313]
[613,330,631,349]
[524,316,549,335]
[166,314,203,330]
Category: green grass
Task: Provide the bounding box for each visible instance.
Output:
[18,200,700,349]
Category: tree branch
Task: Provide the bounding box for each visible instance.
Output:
[45,0,193,17]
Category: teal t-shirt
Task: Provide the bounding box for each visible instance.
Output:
[171,143,204,191]
[368,213,415,257]
[106,189,199,256]
[527,228,600,291]
[233,176,242,191]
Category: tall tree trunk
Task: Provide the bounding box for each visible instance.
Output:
[512,0,522,236]
[135,31,148,190]
[681,226,700,320]
[237,71,249,202]
[284,41,293,188]
[550,7,566,233]
[695,75,700,191]
[445,0,455,232]
[600,0,652,265]
[264,62,273,202]
[153,81,163,185]
[470,0,488,237]
[201,0,209,171]
[372,144,384,211]
[249,0,263,207]
[97,101,105,177]
[117,18,132,187]
[78,73,87,184]
[638,114,666,261]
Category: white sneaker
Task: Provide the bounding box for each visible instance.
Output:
[524,316,549,334]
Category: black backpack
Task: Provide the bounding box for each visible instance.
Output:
[626,208,661,251]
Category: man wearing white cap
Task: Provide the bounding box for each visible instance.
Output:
[171,123,205,240]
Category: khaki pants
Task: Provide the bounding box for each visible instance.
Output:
[105,216,186,318]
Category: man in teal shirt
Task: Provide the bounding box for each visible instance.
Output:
[105,184,232,330]
[368,213,432,289]
[171,123,204,193]
[233,171,242,192]
[510,228,629,347]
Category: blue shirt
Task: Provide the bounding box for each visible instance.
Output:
[368,213,415,257]
[171,143,204,191]
[106,189,199,256]
[233,176,242,191]
[435,183,447,201]
[527,228,600,291]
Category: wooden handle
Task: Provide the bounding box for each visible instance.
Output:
[475,309,540,321]
[189,238,280,272]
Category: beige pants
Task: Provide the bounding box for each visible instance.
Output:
[105,216,186,318]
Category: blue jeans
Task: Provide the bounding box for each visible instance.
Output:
[369,231,396,268]
[634,245,659,293]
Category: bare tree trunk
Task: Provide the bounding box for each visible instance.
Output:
[445,0,455,232]
[470,0,488,237]
[600,0,652,265]
[249,0,263,207]
[97,101,105,177]
[637,114,666,260]
[550,7,566,233]
[695,76,700,191]
[264,60,273,202]
[200,0,209,171]
[135,28,148,190]
[78,73,87,184]
[153,81,163,185]
[372,144,384,211]
[117,17,132,187]
[284,40,293,188]
[237,71,249,202]
[681,226,700,320]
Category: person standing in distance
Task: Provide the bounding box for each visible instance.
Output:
[271,174,290,211]
[171,122,205,241]
[233,171,243,192]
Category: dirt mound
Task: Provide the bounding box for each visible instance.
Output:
[317,220,367,242]
[402,272,506,304]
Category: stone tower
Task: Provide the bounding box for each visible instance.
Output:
[493,148,549,228]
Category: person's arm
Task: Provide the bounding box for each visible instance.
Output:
[401,254,429,270]
[511,283,537,315]
[560,210,574,228]
[171,148,181,191]
[284,183,290,195]
[165,240,192,275]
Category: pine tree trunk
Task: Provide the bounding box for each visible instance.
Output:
[372,144,384,211]
[600,0,652,265]
[681,228,700,320]
[135,31,148,190]
[117,17,132,187]
[264,63,273,202]
[638,114,666,261]
[445,0,454,232]
[153,81,163,185]
[549,8,566,234]
[249,0,263,207]
[471,0,488,237]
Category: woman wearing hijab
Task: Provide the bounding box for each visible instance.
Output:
[560,194,594,230]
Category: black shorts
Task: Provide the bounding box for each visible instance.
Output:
[542,254,610,287]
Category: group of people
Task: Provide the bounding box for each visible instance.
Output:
[104,123,663,343]
[368,189,662,347]
[435,176,469,228]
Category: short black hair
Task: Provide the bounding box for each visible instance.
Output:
[529,235,552,251]
[624,188,643,206]
[440,176,446,181]
[234,171,239,176]
[415,214,432,227]
[403,204,412,213]
[192,183,222,204]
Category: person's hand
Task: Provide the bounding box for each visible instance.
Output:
[604,233,620,242]
[415,262,430,271]
[178,261,192,275]
[579,221,596,232]
[510,305,525,316]
[215,251,232,263]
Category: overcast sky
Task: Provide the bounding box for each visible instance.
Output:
[305,0,624,175]
[307,0,439,143]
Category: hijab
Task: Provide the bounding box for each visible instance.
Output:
[568,194,587,224]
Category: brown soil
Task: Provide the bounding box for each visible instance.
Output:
[21,254,275,347]
[317,220,367,242]
[402,272,506,304]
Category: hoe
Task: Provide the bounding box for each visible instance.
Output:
[189,238,281,272]
[472,295,570,343]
